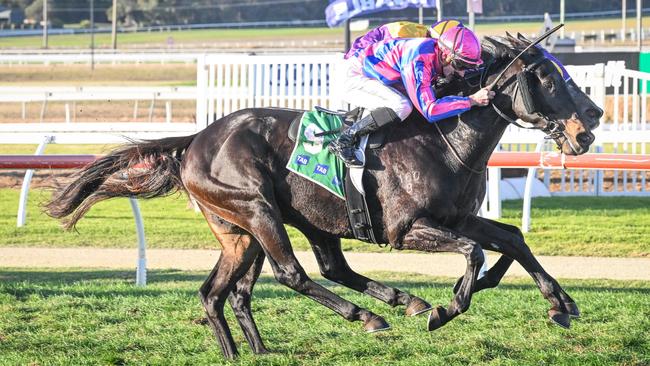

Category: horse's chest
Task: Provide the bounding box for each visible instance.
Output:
[387,171,483,218]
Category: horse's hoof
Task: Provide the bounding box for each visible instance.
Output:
[566,302,580,318]
[427,306,448,331]
[364,315,390,333]
[253,346,271,355]
[405,297,433,317]
[548,308,571,329]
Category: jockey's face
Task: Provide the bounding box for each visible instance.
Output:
[442,54,465,78]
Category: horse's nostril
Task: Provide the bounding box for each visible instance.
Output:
[576,132,594,146]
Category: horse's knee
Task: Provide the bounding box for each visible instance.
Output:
[468,244,485,267]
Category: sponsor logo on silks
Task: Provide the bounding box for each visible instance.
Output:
[331,176,341,187]
[314,164,329,175]
[296,155,310,166]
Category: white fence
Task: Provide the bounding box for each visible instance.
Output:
[2,54,649,200]
[195,53,343,130]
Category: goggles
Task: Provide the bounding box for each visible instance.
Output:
[450,57,480,71]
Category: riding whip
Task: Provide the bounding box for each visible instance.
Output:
[486,23,564,90]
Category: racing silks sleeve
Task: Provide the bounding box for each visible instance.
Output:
[400,40,472,123]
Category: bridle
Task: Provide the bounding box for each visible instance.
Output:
[486,56,581,155]
[434,50,580,175]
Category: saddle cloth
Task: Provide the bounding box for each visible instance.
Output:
[286,106,384,243]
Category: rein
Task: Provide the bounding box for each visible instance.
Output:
[433,121,486,175]
[437,46,581,172]
[484,54,581,155]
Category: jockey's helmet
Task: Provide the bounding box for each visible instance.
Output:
[429,19,464,38]
[438,26,483,70]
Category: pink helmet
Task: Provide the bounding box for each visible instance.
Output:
[438,26,483,68]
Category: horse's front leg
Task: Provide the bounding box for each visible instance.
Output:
[456,215,579,328]
[400,217,485,331]
[452,219,519,294]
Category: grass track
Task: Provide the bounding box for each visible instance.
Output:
[1,188,649,257]
[0,269,648,365]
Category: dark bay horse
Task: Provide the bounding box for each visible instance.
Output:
[46,35,601,359]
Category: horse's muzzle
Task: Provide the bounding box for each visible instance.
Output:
[560,115,594,155]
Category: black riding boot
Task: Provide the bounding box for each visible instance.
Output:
[329,107,400,166]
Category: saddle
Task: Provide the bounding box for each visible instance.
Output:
[287,106,386,244]
[287,107,388,149]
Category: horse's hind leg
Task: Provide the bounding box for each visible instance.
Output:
[228,250,269,354]
[210,196,390,333]
[306,233,432,316]
[198,211,265,359]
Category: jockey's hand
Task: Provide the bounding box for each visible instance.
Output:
[469,88,495,107]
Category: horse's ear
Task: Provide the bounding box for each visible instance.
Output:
[517,32,531,44]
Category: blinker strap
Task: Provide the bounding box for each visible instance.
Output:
[517,70,538,115]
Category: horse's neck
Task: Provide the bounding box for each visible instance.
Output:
[444,109,509,171]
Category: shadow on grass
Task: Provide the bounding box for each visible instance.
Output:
[1,270,648,302]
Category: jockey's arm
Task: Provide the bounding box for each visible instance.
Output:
[401,51,472,123]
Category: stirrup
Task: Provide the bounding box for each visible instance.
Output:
[339,148,363,167]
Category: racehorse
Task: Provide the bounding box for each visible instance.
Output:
[46,34,601,359]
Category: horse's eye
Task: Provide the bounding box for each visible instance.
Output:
[543,80,554,91]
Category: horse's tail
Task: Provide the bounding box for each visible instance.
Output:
[45,134,196,230]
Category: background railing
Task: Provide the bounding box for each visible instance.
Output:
[2,53,649,230]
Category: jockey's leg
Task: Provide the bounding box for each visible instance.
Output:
[331,63,411,166]
[329,107,400,166]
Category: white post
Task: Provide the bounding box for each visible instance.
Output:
[622,0,627,40]
[165,101,172,123]
[419,6,423,25]
[560,0,564,38]
[17,135,53,227]
[468,10,475,30]
[436,0,442,22]
[129,198,147,287]
[111,0,117,49]
[42,0,48,49]
[195,54,209,131]
[637,0,642,51]
[65,103,71,123]
[148,94,156,122]
[486,167,502,219]
[522,138,545,233]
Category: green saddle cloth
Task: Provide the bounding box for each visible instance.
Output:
[286,109,346,199]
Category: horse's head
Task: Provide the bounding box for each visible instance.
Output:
[482,35,600,155]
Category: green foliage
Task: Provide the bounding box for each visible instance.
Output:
[0,269,648,364]
[0,188,649,257]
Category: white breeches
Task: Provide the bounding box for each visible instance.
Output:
[341,57,413,121]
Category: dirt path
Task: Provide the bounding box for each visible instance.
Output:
[1,247,649,280]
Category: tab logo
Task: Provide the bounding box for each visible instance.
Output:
[314,164,329,175]
[296,155,310,166]
[331,176,341,186]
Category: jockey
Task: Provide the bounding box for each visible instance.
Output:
[344,19,464,60]
[330,25,495,167]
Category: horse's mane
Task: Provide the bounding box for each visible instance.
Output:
[437,33,546,97]
[480,32,545,65]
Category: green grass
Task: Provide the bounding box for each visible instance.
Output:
[1,188,649,257]
[0,269,648,365]
[3,17,650,49]
[0,27,345,49]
